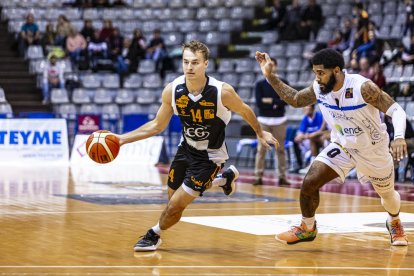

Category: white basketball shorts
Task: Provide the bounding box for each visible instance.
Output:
[315,142,395,192]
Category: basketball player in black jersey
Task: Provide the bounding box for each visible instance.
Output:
[116,41,279,251]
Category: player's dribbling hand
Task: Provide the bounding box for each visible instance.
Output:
[255,51,274,78]
[258,130,279,150]
[390,138,408,161]
[113,134,125,146]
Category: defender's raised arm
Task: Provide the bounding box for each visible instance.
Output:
[255,51,317,108]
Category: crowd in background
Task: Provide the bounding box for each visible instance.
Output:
[9,0,414,181]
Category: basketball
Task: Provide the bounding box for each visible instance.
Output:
[86,130,120,164]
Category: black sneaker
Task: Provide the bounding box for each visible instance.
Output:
[253,178,263,186]
[133,229,162,252]
[278,177,291,186]
[218,165,239,196]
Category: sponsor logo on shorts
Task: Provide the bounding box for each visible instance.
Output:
[368,170,393,188]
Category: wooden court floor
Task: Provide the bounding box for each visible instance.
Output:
[0,164,413,275]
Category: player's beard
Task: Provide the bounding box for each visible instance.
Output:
[319,74,336,95]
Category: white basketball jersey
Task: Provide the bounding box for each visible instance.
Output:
[313,72,389,150]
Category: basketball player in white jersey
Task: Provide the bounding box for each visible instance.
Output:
[256,48,408,246]
[116,41,279,251]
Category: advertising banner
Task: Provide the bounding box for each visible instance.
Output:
[0,119,69,164]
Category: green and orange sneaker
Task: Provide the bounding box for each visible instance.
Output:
[386,219,408,246]
[275,221,318,244]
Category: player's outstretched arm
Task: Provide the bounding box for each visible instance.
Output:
[117,84,174,146]
[222,83,279,150]
[255,51,317,108]
[361,80,408,161]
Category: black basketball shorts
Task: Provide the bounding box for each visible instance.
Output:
[167,145,223,195]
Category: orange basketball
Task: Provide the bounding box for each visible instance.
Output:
[86,130,120,164]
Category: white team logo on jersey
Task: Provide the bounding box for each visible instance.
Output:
[362,118,382,144]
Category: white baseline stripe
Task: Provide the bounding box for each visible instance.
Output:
[0,205,385,215]
[0,266,413,271]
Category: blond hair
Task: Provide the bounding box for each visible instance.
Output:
[182,40,210,61]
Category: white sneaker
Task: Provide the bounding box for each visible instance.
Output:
[298,165,311,174]
[386,219,408,246]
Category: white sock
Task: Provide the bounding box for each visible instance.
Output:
[212,175,225,187]
[302,217,315,230]
[152,223,162,235]
[388,214,400,222]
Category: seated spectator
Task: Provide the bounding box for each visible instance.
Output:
[99,19,114,43]
[346,57,360,74]
[300,0,323,40]
[129,29,147,72]
[146,29,171,77]
[358,57,372,79]
[371,62,386,89]
[294,105,326,174]
[42,55,64,105]
[115,38,132,86]
[66,29,87,68]
[88,30,109,71]
[353,30,382,63]
[109,27,123,60]
[280,0,303,41]
[337,18,354,53]
[55,15,74,47]
[18,13,41,57]
[80,19,95,42]
[327,30,343,50]
[266,0,286,31]
[352,2,370,47]
[109,27,124,85]
[40,23,57,56]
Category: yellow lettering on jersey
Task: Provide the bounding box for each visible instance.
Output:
[168,169,175,182]
[176,95,189,109]
[190,109,203,122]
[199,100,215,107]
[204,109,215,119]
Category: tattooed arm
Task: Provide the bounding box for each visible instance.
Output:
[361,80,408,161]
[361,80,395,112]
[256,51,317,108]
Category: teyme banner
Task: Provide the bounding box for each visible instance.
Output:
[0,119,69,164]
